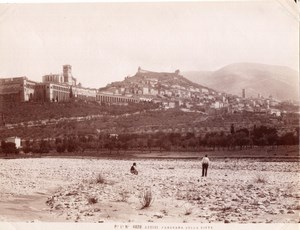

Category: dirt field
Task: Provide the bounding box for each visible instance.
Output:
[0,157,299,223]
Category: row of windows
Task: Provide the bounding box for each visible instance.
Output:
[52,91,69,100]
[51,85,69,92]
[35,85,46,88]
[96,95,138,103]
[44,75,62,82]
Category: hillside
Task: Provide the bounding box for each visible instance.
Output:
[183,63,299,101]
[0,100,158,125]
[1,100,297,141]
[128,69,210,90]
[100,67,215,98]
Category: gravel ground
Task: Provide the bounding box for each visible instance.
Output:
[0,158,299,223]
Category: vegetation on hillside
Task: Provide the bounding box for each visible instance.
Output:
[0,100,159,124]
[0,100,298,157]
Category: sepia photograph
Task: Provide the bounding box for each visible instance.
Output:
[0,0,299,229]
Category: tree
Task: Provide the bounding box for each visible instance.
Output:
[56,144,66,153]
[105,136,116,154]
[147,137,154,153]
[56,137,66,153]
[218,132,229,150]
[187,137,198,150]
[67,138,78,153]
[266,133,278,147]
[252,125,277,147]
[230,124,235,134]
[186,132,195,140]
[279,132,297,146]
[31,140,40,153]
[1,141,18,156]
[69,87,73,98]
[233,131,250,150]
[162,139,172,151]
[118,134,130,152]
[55,137,63,145]
[168,133,181,149]
[236,128,249,136]
[40,140,50,153]
[137,139,146,151]
[23,140,32,153]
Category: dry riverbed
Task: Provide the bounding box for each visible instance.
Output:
[0,158,299,223]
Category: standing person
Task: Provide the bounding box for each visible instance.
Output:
[201,155,210,177]
[130,162,138,175]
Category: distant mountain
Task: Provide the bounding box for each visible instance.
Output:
[183,63,299,101]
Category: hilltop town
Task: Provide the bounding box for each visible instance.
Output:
[0,64,297,114]
[100,66,294,115]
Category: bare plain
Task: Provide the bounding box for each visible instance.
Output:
[0,153,299,223]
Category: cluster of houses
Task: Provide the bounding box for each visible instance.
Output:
[100,67,282,116]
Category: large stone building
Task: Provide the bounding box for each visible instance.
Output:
[41,64,84,102]
[96,93,139,104]
[0,77,36,103]
[0,65,98,103]
[0,65,139,104]
[42,65,76,86]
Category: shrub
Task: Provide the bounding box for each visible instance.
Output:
[23,147,31,154]
[254,174,268,183]
[140,188,154,209]
[184,205,193,215]
[88,197,98,205]
[96,174,105,184]
[221,205,232,212]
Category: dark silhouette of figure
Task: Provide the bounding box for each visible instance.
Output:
[130,162,138,175]
[201,155,210,177]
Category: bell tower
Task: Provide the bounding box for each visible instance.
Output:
[63,65,72,85]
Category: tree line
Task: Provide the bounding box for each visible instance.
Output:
[1,125,298,155]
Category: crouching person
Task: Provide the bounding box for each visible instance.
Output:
[130,162,138,175]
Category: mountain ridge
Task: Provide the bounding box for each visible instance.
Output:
[183,63,299,101]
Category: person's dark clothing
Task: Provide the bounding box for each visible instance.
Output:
[130,165,138,175]
[202,163,208,177]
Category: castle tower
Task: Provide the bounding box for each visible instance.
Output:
[63,65,72,85]
[242,89,245,98]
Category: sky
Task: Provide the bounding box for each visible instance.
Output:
[0,0,298,88]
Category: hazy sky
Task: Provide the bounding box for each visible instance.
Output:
[0,1,298,88]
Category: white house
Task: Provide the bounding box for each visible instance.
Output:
[6,137,21,149]
[269,109,281,117]
[201,88,209,93]
[213,101,223,109]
